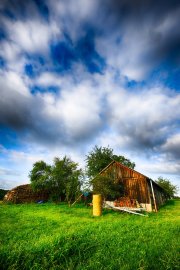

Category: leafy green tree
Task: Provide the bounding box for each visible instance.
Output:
[112,155,135,170]
[29,157,83,205]
[86,145,135,179]
[86,146,135,199]
[155,177,178,198]
[86,146,113,178]
[51,157,82,205]
[29,161,51,191]
[50,157,69,201]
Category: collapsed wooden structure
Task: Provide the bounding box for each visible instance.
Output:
[104,201,148,216]
[99,161,168,212]
[3,184,49,204]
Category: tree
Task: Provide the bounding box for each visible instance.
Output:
[29,161,51,191]
[51,157,82,205]
[29,156,83,205]
[85,145,135,179]
[86,146,113,178]
[112,155,135,170]
[155,177,178,198]
[50,157,70,201]
[85,146,135,199]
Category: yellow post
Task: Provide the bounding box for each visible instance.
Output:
[93,194,102,216]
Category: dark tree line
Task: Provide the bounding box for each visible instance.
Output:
[0,189,9,200]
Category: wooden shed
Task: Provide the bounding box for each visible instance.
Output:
[99,161,168,212]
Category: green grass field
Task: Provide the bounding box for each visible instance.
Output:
[0,200,179,270]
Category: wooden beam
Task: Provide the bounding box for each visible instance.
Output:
[71,194,83,206]
[150,180,157,212]
[104,202,148,217]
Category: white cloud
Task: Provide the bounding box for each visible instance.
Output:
[0,167,20,176]
[0,40,27,73]
[0,179,19,190]
[132,155,180,195]
[0,13,61,68]
[109,88,180,125]
[161,134,180,159]
[48,0,98,41]
[162,133,180,149]
[1,70,30,96]
[106,87,180,149]
[0,40,21,62]
[135,149,180,175]
[4,18,60,53]
[1,66,179,153]
[96,30,151,81]
[58,84,102,139]
[32,79,104,143]
[35,72,63,87]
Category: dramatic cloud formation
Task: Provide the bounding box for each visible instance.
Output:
[0,0,179,192]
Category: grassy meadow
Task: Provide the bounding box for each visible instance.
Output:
[0,200,179,270]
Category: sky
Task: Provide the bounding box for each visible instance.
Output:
[0,0,180,193]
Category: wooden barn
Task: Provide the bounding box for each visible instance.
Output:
[98,161,168,212]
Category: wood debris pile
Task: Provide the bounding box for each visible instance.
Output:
[113,197,140,208]
[3,184,49,203]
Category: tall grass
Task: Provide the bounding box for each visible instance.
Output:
[0,200,179,270]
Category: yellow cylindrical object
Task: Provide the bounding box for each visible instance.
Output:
[93,194,102,216]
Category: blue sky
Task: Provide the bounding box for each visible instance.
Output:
[0,0,180,193]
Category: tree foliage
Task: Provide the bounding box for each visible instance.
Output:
[92,175,124,200]
[86,146,113,178]
[86,145,135,199]
[155,177,178,198]
[112,155,135,170]
[29,156,82,205]
[0,189,9,200]
[30,161,51,191]
[51,157,82,205]
[86,145,135,179]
